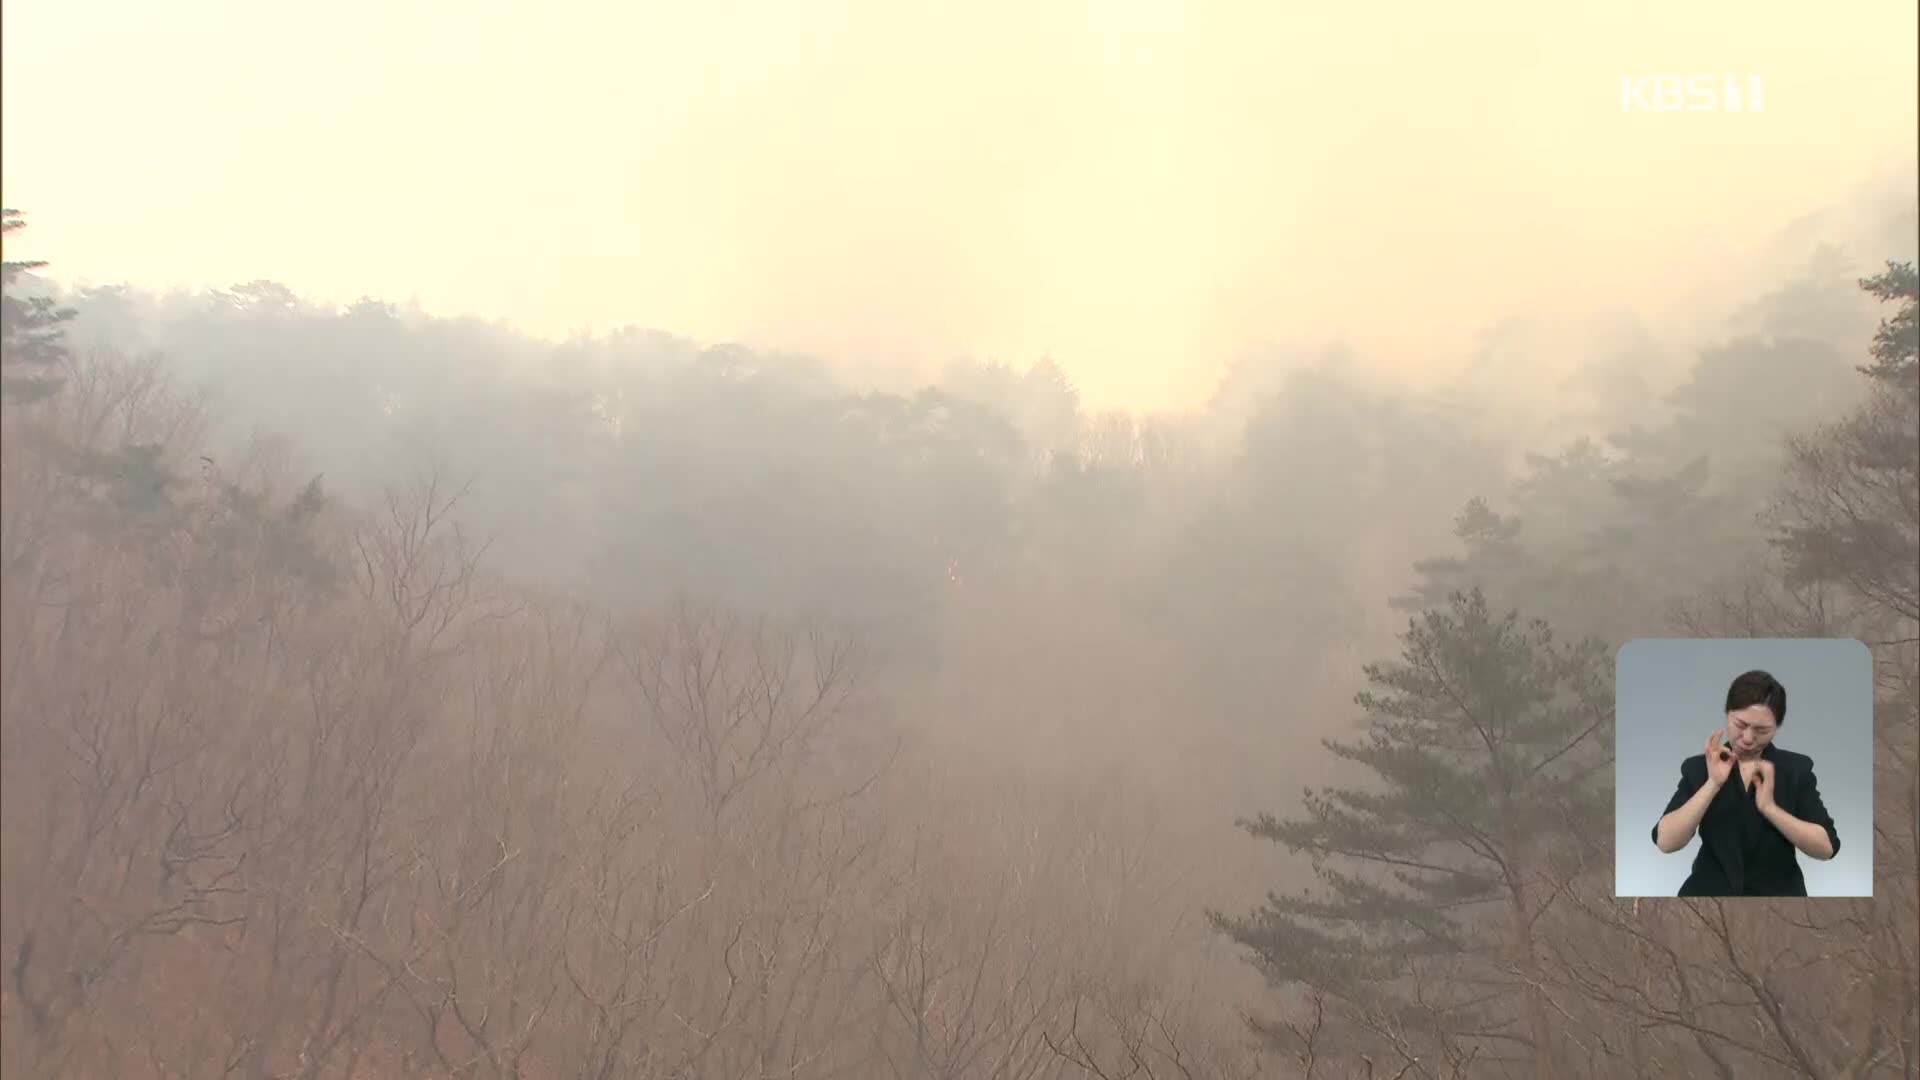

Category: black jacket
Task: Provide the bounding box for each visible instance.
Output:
[1653,744,1840,897]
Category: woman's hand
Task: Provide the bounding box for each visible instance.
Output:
[1655,738,1733,854]
[1754,765,1836,860]
[1705,729,1734,788]
[1753,759,1776,811]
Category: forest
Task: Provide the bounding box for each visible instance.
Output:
[1,191,1916,1079]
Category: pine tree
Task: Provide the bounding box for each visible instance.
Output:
[1857,259,1917,390]
[1212,589,1612,1078]
[1,209,77,403]
[1765,256,1920,1075]
[1571,452,1752,638]
[1774,258,1920,623]
[1391,497,1528,614]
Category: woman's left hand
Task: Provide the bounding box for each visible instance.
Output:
[1753,760,1777,811]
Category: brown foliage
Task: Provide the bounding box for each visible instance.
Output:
[0,351,1250,1079]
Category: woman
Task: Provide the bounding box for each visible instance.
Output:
[1651,669,1841,897]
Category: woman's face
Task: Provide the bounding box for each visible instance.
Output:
[1726,704,1779,757]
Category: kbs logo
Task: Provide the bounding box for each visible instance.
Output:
[1619,74,1764,113]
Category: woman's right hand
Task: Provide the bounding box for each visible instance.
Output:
[1705,728,1734,788]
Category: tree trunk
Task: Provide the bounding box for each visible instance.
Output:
[1508,873,1556,1080]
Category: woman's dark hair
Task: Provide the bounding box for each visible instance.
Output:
[1725,669,1787,726]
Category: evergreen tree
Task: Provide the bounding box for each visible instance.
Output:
[1509,437,1617,553]
[1773,259,1919,623]
[1,209,77,403]
[1391,497,1528,614]
[1212,589,1612,1078]
[1760,257,1920,1075]
[1856,259,1917,389]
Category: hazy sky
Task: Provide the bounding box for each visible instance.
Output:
[3,0,1915,411]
